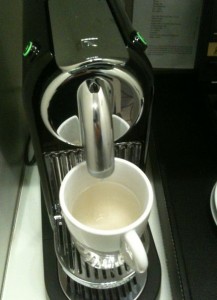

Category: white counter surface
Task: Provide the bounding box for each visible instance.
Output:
[1,165,172,300]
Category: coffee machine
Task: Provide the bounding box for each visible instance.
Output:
[23,1,161,299]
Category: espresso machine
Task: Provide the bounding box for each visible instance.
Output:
[23,1,161,299]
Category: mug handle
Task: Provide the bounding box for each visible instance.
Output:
[121,230,148,273]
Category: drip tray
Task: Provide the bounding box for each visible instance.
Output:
[54,215,150,289]
[42,198,161,300]
[58,262,147,300]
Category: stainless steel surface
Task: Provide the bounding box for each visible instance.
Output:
[44,148,85,216]
[210,182,217,226]
[48,0,130,71]
[60,59,125,73]
[58,260,146,300]
[0,1,27,295]
[40,67,144,146]
[77,77,114,177]
[54,216,148,290]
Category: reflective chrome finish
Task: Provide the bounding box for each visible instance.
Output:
[40,67,144,146]
[58,261,147,300]
[77,77,114,177]
[60,58,125,72]
[53,216,150,289]
[44,148,85,217]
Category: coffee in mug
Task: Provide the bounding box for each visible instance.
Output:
[70,181,142,230]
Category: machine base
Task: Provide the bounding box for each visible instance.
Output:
[42,197,161,300]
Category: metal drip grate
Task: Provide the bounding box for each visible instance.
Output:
[54,216,148,290]
[58,261,147,300]
[53,216,148,299]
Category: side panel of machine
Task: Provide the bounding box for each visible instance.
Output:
[0,1,26,295]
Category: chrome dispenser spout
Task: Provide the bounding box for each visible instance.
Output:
[77,77,114,178]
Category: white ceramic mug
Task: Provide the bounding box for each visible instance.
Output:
[59,158,153,273]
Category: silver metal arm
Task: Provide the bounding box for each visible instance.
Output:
[77,77,114,178]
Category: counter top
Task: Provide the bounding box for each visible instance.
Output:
[151,74,217,299]
[1,166,48,300]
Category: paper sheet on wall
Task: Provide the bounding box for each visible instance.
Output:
[133,0,203,69]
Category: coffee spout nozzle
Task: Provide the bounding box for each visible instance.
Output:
[77,77,114,178]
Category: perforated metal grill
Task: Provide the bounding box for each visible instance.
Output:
[53,216,148,289]
[58,261,147,300]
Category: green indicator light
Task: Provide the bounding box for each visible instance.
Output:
[136,32,147,46]
[23,41,33,57]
